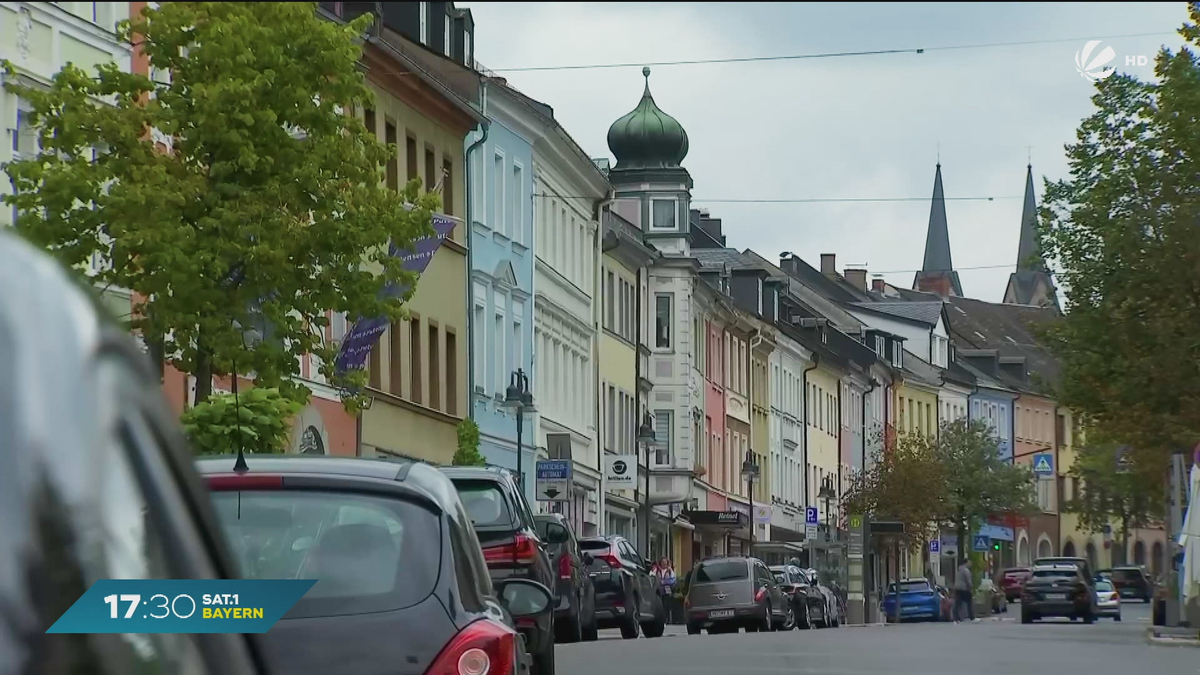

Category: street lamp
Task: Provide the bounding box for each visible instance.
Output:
[741,450,760,558]
[637,412,656,559]
[503,369,536,492]
[818,476,836,542]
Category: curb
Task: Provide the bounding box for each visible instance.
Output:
[1145,627,1200,648]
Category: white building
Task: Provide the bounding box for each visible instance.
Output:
[769,331,812,537]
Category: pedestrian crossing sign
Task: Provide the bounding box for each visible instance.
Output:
[972,535,990,552]
[1032,453,1054,477]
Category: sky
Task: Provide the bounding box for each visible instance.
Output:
[459,2,1187,302]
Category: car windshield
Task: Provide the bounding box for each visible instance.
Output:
[694,560,749,582]
[210,490,440,617]
[453,480,513,528]
[1003,569,1029,578]
[1096,580,1115,592]
[889,580,931,593]
[1031,568,1079,581]
[1112,569,1143,580]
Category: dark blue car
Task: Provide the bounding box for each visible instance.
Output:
[882,578,943,622]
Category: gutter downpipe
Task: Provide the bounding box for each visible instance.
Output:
[802,353,821,563]
[749,328,764,538]
[860,375,878,623]
[464,79,489,423]
[594,191,615,534]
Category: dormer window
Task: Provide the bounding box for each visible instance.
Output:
[874,335,885,356]
[464,31,472,67]
[651,199,676,229]
[419,2,429,45]
[893,342,904,368]
[756,281,763,315]
[443,14,451,56]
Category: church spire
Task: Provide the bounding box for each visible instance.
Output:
[1003,164,1060,311]
[913,163,963,297]
[1016,164,1044,271]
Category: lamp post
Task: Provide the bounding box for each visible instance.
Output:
[637,412,656,558]
[818,476,836,570]
[741,450,760,558]
[503,369,536,493]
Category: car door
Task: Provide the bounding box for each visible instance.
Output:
[755,562,783,616]
[620,540,655,615]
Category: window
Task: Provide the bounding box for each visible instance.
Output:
[874,335,885,355]
[406,136,418,184]
[369,333,382,389]
[409,318,422,404]
[652,410,672,464]
[605,270,615,330]
[493,152,505,235]
[512,163,523,243]
[446,331,457,415]
[464,32,473,67]
[512,301,525,374]
[472,283,486,391]
[894,344,904,368]
[442,158,454,216]
[651,199,676,229]
[654,294,672,349]
[425,147,436,195]
[389,320,403,396]
[13,99,38,158]
[419,2,430,44]
[606,386,616,451]
[493,297,505,395]
[443,14,451,56]
[385,122,398,191]
[428,324,441,409]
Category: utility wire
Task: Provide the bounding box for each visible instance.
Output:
[533,193,1020,203]
[491,30,1173,73]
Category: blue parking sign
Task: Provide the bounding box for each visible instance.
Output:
[930,539,941,553]
[805,507,819,525]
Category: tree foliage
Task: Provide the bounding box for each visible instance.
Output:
[1065,433,1165,565]
[453,418,486,467]
[847,419,1037,553]
[1036,6,1200,455]
[181,387,302,455]
[2,2,441,410]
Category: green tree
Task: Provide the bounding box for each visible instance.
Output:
[844,429,945,553]
[453,418,486,467]
[1037,5,1200,456]
[934,419,1038,556]
[3,2,441,410]
[181,387,302,455]
[1065,437,1165,566]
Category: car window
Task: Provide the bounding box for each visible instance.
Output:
[889,580,931,593]
[1096,580,1114,592]
[1112,569,1142,581]
[695,560,748,582]
[773,572,787,584]
[210,490,440,618]
[454,480,515,528]
[1031,568,1079,580]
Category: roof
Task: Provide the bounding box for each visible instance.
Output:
[944,296,1061,392]
[900,349,943,389]
[849,301,945,326]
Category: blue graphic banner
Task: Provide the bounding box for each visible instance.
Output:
[334,215,456,375]
[47,579,315,634]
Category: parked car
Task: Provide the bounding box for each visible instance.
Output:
[770,564,826,629]
[1103,566,1154,602]
[684,557,790,634]
[1000,567,1032,602]
[533,513,598,642]
[882,578,944,622]
[805,568,842,627]
[578,535,667,639]
[1094,579,1122,620]
[443,466,557,675]
[199,456,555,675]
[1021,562,1099,624]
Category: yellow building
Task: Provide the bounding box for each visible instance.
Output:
[357,30,484,465]
[894,350,941,440]
[806,364,841,510]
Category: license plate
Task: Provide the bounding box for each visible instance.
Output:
[709,610,734,619]
[1047,593,1067,601]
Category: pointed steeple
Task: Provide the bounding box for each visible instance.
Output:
[1016,164,1044,271]
[913,163,963,297]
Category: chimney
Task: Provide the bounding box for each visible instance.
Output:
[916,275,953,299]
[820,253,836,276]
[871,278,886,293]
[844,268,868,292]
[779,254,799,278]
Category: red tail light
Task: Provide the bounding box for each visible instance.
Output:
[425,619,515,675]
[755,588,767,602]
[558,553,573,579]
[598,553,622,569]
[482,535,539,565]
[205,474,284,490]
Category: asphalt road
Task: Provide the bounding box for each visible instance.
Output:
[564,601,1193,675]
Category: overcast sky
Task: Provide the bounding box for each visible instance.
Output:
[459,2,1186,302]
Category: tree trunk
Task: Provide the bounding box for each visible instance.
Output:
[1117,514,1130,567]
[147,334,165,382]
[956,516,967,562]
[193,331,212,406]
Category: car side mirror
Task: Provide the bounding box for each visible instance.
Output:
[544,523,570,545]
[291,536,315,552]
[496,579,554,620]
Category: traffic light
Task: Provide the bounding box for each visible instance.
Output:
[992,542,1001,552]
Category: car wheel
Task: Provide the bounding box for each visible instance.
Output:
[533,631,555,675]
[642,601,666,639]
[686,622,702,635]
[759,602,773,632]
[1021,610,1034,624]
[1114,614,1122,622]
[581,607,599,642]
[1083,610,1096,625]
[619,594,640,640]
[557,603,583,644]
[801,601,813,629]
[781,603,796,631]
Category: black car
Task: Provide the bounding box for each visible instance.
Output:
[770,564,825,629]
[1021,562,1099,624]
[804,568,842,627]
[1100,566,1154,602]
[443,466,557,675]
[578,535,667,639]
[0,229,269,675]
[198,456,554,675]
[534,513,598,643]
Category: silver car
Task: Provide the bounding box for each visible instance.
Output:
[1094,579,1122,620]
[684,557,790,634]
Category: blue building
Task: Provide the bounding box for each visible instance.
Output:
[466,81,537,483]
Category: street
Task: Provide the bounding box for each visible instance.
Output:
[569,602,1191,675]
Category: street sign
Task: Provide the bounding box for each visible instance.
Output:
[535,460,571,502]
[847,514,864,556]
[1032,453,1054,477]
[848,514,863,530]
[972,534,990,552]
[805,506,819,525]
[929,539,941,554]
[754,505,771,524]
[605,454,635,488]
[805,524,819,541]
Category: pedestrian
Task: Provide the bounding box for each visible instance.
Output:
[954,558,975,622]
[656,557,676,596]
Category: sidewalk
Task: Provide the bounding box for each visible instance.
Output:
[1146,626,1200,647]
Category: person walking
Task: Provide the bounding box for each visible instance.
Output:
[954,558,976,622]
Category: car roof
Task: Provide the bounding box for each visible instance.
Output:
[1031,562,1082,571]
[195,454,465,515]
[533,513,567,522]
[896,578,930,583]
[440,465,516,482]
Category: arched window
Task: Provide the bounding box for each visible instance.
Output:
[299,425,325,455]
[1133,540,1146,566]
[1062,540,1076,558]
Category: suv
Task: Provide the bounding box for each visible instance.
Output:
[1103,566,1153,602]
[1021,562,1099,624]
[201,457,554,675]
[443,466,557,675]
[684,557,789,634]
[1000,567,1032,602]
[578,535,667,639]
[534,513,598,642]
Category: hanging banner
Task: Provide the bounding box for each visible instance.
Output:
[334,215,456,374]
